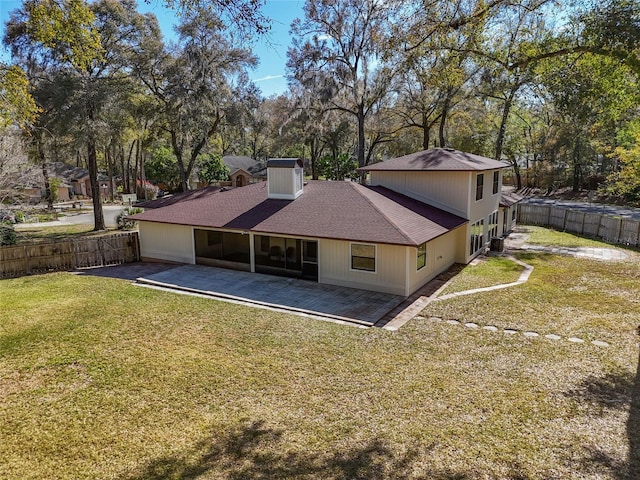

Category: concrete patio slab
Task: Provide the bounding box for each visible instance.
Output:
[136,264,405,327]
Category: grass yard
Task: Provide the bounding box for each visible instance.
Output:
[1,227,639,479]
[438,256,525,296]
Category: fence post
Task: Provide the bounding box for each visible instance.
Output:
[24,245,29,275]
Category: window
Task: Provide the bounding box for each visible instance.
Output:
[351,243,376,272]
[493,171,499,195]
[470,219,484,255]
[417,242,427,270]
[512,206,517,222]
[488,210,499,239]
[475,174,484,201]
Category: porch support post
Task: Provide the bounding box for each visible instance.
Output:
[249,232,255,273]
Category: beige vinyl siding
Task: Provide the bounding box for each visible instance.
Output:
[467,169,503,255]
[268,168,296,196]
[369,171,471,218]
[407,228,465,295]
[318,239,407,296]
[469,169,502,220]
[139,221,194,264]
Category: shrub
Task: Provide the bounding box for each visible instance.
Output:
[0,224,17,246]
[116,206,143,230]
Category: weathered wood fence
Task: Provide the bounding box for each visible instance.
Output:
[518,203,640,246]
[0,232,140,278]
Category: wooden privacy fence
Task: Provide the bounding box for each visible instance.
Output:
[518,203,640,246]
[0,232,140,278]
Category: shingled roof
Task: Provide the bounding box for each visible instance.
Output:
[135,186,222,209]
[359,148,507,172]
[130,181,466,247]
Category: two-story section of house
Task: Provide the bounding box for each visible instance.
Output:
[360,148,507,263]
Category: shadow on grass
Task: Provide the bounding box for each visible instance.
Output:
[563,358,640,480]
[121,420,479,480]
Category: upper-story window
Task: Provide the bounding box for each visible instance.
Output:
[493,171,499,195]
[475,173,484,201]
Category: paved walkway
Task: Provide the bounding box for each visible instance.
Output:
[511,244,628,261]
[136,264,404,327]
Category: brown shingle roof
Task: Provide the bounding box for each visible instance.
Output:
[500,190,524,207]
[135,186,222,209]
[359,148,507,172]
[131,181,466,246]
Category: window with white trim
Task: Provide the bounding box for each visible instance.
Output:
[470,219,484,255]
[493,171,499,195]
[417,242,427,270]
[476,173,484,201]
[488,210,499,239]
[351,243,376,272]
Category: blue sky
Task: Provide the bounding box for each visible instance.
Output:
[0,0,304,97]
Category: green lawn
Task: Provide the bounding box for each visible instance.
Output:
[1,228,639,479]
[438,256,524,296]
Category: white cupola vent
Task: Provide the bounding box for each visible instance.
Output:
[267,158,304,200]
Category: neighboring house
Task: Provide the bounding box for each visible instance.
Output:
[50,162,115,200]
[223,156,267,187]
[50,163,92,198]
[499,190,523,236]
[132,149,507,297]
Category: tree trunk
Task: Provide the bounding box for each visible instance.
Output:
[37,134,53,210]
[134,138,140,196]
[357,105,366,168]
[170,131,189,192]
[495,85,518,161]
[572,137,581,192]
[422,117,430,151]
[107,144,114,202]
[439,94,451,148]
[125,140,136,193]
[309,136,323,180]
[87,103,105,231]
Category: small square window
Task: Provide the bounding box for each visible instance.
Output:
[351,243,375,272]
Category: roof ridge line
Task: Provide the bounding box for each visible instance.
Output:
[350,183,416,246]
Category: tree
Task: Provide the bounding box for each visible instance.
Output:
[0,128,41,205]
[197,153,229,185]
[148,0,270,36]
[136,9,257,191]
[0,64,39,130]
[605,120,640,200]
[4,0,153,230]
[288,0,396,172]
[317,153,358,181]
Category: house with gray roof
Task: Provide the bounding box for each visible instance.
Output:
[222,155,267,187]
[132,149,509,296]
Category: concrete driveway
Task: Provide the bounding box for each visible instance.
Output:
[135,264,405,327]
